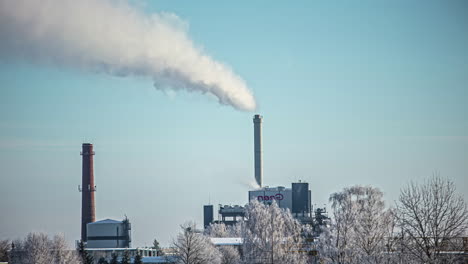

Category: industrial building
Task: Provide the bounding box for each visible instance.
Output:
[249,181,312,223]
[79,143,133,249]
[204,181,313,227]
[85,248,162,262]
[75,114,321,263]
[86,218,132,248]
[77,143,159,264]
[204,115,317,228]
[77,143,176,264]
[204,204,247,228]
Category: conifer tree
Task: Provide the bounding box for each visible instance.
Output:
[77,240,94,264]
[152,239,164,256]
[98,256,109,264]
[121,250,130,264]
[134,253,143,264]
[110,253,118,264]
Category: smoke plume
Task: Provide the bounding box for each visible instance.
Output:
[238,178,261,190]
[0,0,256,111]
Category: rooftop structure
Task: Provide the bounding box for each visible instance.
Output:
[86,217,132,248]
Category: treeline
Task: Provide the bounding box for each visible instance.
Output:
[1,174,466,264]
[1,235,143,264]
[319,175,467,264]
[174,175,467,264]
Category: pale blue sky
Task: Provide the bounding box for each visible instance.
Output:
[0,0,467,246]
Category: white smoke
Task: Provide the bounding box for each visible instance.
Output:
[0,0,256,111]
[238,178,261,190]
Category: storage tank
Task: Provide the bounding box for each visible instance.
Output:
[86,218,131,248]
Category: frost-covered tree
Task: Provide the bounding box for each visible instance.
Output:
[395,175,468,263]
[316,225,339,264]
[23,232,53,264]
[205,223,242,238]
[9,232,80,264]
[242,200,307,264]
[228,222,243,237]
[173,222,221,264]
[205,223,229,237]
[218,245,241,264]
[52,234,82,264]
[0,239,10,262]
[321,186,394,264]
[204,224,241,264]
[352,188,394,263]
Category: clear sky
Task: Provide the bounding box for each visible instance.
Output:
[0,0,467,247]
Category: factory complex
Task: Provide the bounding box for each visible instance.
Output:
[203,115,324,232]
[75,114,327,263]
[78,143,166,262]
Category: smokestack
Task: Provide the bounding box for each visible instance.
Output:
[81,143,96,242]
[253,114,263,187]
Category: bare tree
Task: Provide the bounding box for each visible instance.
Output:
[321,186,395,264]
[173,222,221,264]
[352,188,394,264]
[204,223,241,264]
[51,234,81,264]
[23,232,54,264]
[317,225,340,264]
[9,232,80,264]
[242,200,307,264]
[395,174,468,263]
[218,245,241,264]
[227,222,243,237]
[0,239,10,262]
[205,222,242,238]
[205,223,229,238]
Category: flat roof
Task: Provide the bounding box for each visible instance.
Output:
[210,237,243,246]
[85,248,156,251]
[89,219,122,224]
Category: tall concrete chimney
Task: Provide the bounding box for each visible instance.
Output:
[253,114,263,187]
[81,143,96,242]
